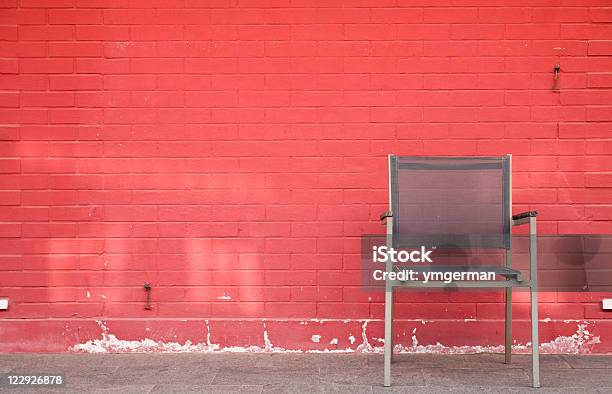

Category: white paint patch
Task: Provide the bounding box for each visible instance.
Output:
[311,335,321,343]
[356,320,373,352]
[330,338,338,345]
[348,335,356,345]
[262,322,273,351]
[86,291,91,298]
[217,295,232,301]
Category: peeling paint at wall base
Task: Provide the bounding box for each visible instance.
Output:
[70,319,601,355]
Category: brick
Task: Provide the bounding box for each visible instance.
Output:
[424,107,477,122]
[76,26,129,41]
[264,8,317,24]
[103,9,157,25]
[478,7,532,23]
[587,106,612,121]
[397,24,450,40]
[586,173,612,187]
[20,92,74,108]
[424,40,479,56]
[104,42,156,58]
[50,75,103,91]
[19,59,73,74]
[0,191,20,206]
[561,23,612,39]
[451,24,505,39]
[49,42,102,57]
[425,74,478,89]
[131,25,184,41]
[48,109,103,124]
[49,10,103,25]
[588,40,612,55]
[20,0,74,7]
[371,107,423,123]
[559,156,611,171]
[103,75,156,90]
[561,90,612,105]
[424,8,478,23]
[345,24,396,40]
[210,8,264,24]
[0,26,17,40]
[0,9,45,24]
[0,92,18,108]
[187,58,238,73]
[590,7,612,22]
[585,205,612,219]
[423,140,477,155]
[20,26,74,40]
[533,7,589,22]
[507,24,560,39]
[0,59,18,74]
[291,24,344,41]
[588,73,612,87]
[371,8,423,23]
[75,59,128,74]
[316,7,370,23]
[344,57,395,74]
[0,126,19,141]
[238,25,290,41]
[130,58,183,74]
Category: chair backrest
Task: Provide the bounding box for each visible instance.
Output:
[389,155,511,250]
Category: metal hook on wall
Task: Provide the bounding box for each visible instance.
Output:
[144,283,152,310]
[552,64,561,91]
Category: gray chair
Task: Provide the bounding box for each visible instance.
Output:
[380,155,540,388]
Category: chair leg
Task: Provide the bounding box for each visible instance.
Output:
[531,285,540,388]
[390,288,395,363]
[384,286,393,387]
[504,287,512,364]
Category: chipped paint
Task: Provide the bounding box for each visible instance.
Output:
[70,320,601,355]
[356,320,373,352]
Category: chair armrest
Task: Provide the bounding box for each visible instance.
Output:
[380,211,392,221]
[512,211,538,226]
[512,211,538,220]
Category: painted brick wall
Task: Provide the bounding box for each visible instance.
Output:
[0,1,611,352]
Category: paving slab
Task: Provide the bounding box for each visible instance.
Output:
[0,353,610,393]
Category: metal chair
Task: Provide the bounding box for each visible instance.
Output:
[380,155,540,388]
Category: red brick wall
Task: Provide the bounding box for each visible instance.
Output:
[0,1,611,352]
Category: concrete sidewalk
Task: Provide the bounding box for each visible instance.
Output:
[0,353,611,393]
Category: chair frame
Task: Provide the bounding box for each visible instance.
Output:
[381,154,540,388]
